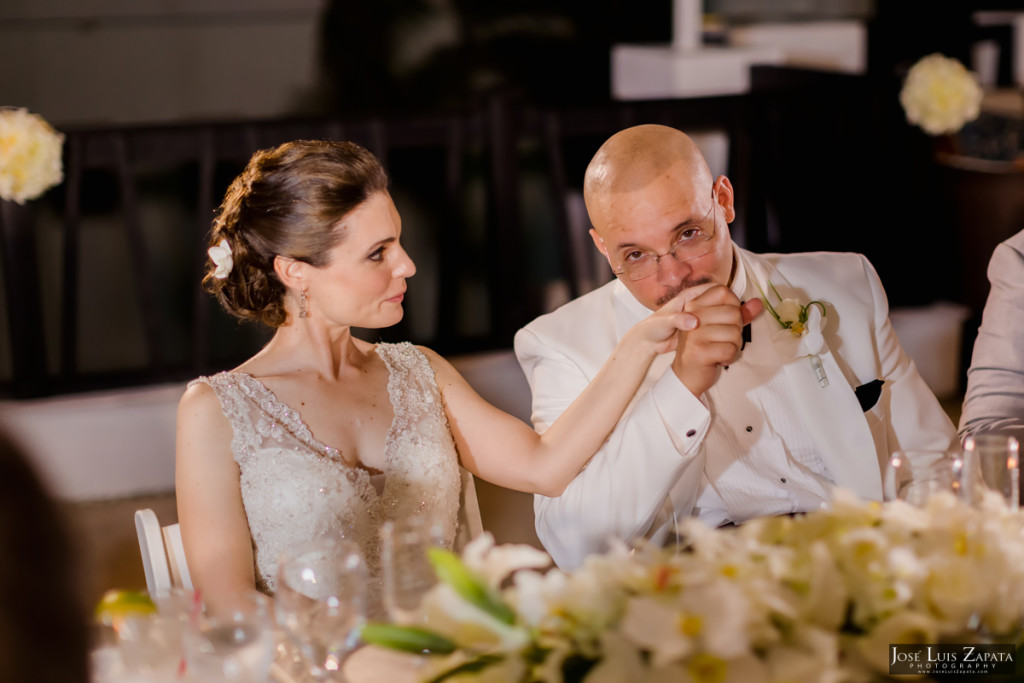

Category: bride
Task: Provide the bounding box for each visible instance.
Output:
[176,139,694,610]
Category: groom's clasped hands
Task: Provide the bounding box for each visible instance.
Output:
[667,283,763,398]
[621,282,764,398]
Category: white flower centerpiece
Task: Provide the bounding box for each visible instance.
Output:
[900,53,984,137]
[0,107,65,205]
[899,52,1024,167]
[363,491,1024,682]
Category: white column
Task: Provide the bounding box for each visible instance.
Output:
[673,0,704,52]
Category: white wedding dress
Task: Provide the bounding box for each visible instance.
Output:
[191,342,464,611]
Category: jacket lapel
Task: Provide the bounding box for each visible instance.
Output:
[742,251,883,501]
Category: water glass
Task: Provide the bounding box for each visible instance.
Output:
[276,536,368,682]
[887,450,959,506]
[108,589,195,679]
[110,611,188,682]
[961,434,1020,510]
[381,517,446,625]
[182,591,275,682]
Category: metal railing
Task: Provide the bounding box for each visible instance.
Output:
[0,94,752,398]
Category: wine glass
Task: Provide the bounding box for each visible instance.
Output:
[380,516,446,625]
[181,591,276,682]
[962,434,1020,510]
[275,536,368,681]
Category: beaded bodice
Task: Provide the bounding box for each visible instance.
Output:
[191,342,461,606]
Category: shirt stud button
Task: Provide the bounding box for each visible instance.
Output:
[745,425,753,432]
[780,477,787,483]
[685,429,696,438]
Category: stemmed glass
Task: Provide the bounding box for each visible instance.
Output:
[181,591,276,682]
[380,516,446,625]
[275,536,368,681]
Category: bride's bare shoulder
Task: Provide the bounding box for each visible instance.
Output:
[177,380,225,425]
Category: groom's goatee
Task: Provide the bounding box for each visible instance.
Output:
[656,277,711,307]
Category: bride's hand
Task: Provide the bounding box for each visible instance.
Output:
[620,290,699,358]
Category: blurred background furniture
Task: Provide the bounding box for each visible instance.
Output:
[2,0,1016,604]
[134,507,193,597]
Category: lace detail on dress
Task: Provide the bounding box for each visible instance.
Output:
[190,342,461,616]
[376,343,461,548]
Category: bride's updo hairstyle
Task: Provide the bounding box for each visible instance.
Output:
[203,139,389,327]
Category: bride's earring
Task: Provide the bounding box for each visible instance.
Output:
[299,289,309,318]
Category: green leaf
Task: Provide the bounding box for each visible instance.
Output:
[752,280,784,327]
[425,654,506,683]
[360,623,457,655]
[428,547,517,625]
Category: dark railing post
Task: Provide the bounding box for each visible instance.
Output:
[193,126,216,375]
[485,94,531,346]
[59,134,83,380]
[0,199,49,397]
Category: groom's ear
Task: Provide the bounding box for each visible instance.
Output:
[273,255,308,291]
[713,175,737,224]
[589,228,613,267]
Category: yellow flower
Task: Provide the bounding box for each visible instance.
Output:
[900,54,983,136]
[0,107,64,204]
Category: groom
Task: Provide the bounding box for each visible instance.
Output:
[514,124,958,570]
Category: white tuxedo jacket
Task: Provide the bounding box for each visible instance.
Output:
[515,247,958,569]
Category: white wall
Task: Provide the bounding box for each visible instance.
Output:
[0,0,326,127]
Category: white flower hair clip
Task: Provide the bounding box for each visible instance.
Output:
[208,238,233,279]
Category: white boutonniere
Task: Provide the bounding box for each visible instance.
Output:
[757,281,830,387]
[207,238,233,279]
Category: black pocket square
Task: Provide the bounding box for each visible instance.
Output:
[855,379,885,412]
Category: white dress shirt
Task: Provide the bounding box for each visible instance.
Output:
[678,254,834,527]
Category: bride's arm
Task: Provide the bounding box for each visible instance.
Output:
[429,295,694,497]
[175,383,258,603]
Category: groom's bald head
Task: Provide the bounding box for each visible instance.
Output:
[583,124,713,211]
[581,124,736,311]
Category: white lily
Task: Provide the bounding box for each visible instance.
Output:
[462,532,551,587]
[851,611,940,676]
[419,583,531,651]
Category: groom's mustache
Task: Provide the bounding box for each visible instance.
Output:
[656,277,711,307]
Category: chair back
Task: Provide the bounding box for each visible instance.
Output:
[161,521,194,591]
[134,508,193,596]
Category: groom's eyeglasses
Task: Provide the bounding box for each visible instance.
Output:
[605,187,719,281]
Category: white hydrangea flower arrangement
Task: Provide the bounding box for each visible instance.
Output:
[364,490,1024,682]
[900,54,984,136]
[0,107,65,204]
